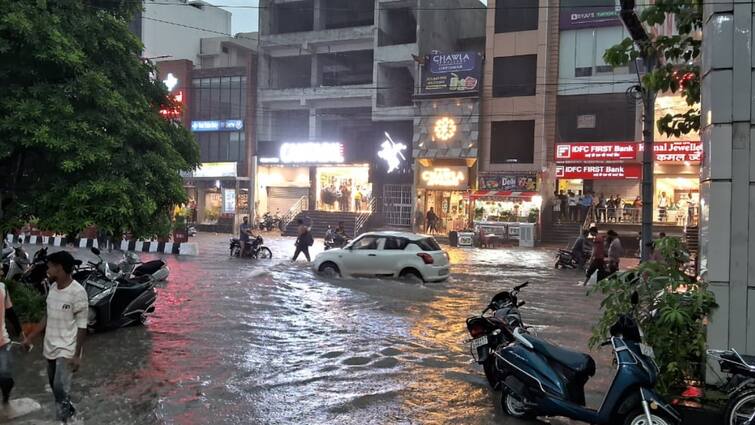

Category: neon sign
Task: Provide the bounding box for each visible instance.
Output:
[279,142,344,164]
[159,90,184,119]
[163,73,178,92]
[377,132,406,173]
[433,117,457,141]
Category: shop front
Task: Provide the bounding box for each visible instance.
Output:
[416,163,473,233]
[257,141,372,215]
[470,173,542,241]
[182,161,250,233]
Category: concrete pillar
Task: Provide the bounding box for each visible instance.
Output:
[311,53,321,87]
[313,0,324,31]
[700,0,754,357]
[308,108,318,140]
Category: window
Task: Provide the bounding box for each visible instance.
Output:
[384,237,408,250]
[411,238,441,251]
[353,236,382,250]
[490,120,535,164]
[493,55,537,97]
[495,0,539,33]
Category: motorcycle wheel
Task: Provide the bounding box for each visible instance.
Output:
[725,388,755,425]
[256,247,272,259]
[501,391,534,419]
[623,409,675,425]
[482,357,499,389]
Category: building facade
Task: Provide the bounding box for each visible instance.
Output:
[131,0,232,62]
[157,33,258,233]
[256,0,485,230]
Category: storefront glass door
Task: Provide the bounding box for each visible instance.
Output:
[316,166,371,212]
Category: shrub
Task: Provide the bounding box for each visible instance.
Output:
[588,237,717,394]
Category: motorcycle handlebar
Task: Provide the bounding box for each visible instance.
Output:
[517,301,526,308]
[513,281,529,292]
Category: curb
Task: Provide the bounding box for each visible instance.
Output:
[5,235,199,256]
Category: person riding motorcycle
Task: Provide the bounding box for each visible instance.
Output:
[334,222,348,246]
[239,216,258,257]
[324,225,336,246]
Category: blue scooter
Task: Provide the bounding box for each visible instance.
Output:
[495,293,681,425]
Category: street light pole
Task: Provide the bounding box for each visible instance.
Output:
[619,0,655,261]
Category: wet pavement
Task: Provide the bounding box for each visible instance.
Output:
[10,233,616,425]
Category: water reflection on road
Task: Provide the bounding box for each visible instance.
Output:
[12,234,611,424]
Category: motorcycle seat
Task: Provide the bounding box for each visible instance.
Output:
[723,351,755,367]
[117,275,151,286]
[523,335,596,377]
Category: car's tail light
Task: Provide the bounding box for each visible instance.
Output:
[417,253,434,264]
[469,323,486,338]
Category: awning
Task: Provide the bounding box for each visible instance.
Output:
[469,191,539,200]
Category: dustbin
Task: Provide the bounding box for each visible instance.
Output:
[449,231,459,247]
[519,223,535,248]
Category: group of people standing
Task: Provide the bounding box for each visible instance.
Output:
[570,227,624,285]
[553,190,642,224]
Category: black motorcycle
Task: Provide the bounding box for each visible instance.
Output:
[708,348,755,424]
[230,236,272,259]
[83,247,157,332]
[259,213,282,232]
[324,234,350,251]
[466,282,529,389]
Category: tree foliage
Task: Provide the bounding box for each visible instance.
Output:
[603,0,702,138]
[589,237,717,394]
[0,0,199,238]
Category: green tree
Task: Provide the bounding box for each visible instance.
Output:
[603,0,702,137]
[0,0,199,238]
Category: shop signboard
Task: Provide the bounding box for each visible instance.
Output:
[555,142,637,161]
[192,162,238,178]
[643,141,703,163]
[478,174,538,191]
[279,142,344,164]
[417,51,482,98]
[559,7,621,30]
[223,189,236,214]
[556,164,642,179]
[191,120,244,132]
[420,166,468,189]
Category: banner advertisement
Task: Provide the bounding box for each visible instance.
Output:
[418,51,482,98]
[478,174,538,191]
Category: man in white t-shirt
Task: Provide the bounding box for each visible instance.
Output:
[23,250,88,423]
[0,281,23,406]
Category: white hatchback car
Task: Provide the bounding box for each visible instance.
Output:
[313,231,450,282]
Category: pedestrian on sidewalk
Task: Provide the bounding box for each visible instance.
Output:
[426,208,438,234]
[567,191,578,222]
[606,230,623,275]
[0,280,23,406]
[22,251,88,423]
[552,191,561,223]
[292,219,313,262]
[579,192,593,222]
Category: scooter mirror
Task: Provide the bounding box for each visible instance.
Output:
[91,247,101,256]
[630,291,639,306]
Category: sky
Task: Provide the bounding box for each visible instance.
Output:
[208,0,259,34]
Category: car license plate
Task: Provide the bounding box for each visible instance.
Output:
[439,268,449,276]
[471,335,488,350]
[640,343,655,359]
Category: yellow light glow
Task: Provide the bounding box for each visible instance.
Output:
[433,117,457,141]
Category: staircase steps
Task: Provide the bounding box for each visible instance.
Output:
[282,211,361,238]
[543,222,582,245]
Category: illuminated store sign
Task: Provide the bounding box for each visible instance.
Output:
[378,132,406,173]
[421,167,467,187]
[556,164,641,180]
[163,73,178,92]
[192,162,238,178]
[433,117,457,141]
[279,142,344,164]
[191,120,244,132]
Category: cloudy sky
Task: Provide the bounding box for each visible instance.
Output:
[208,0,259,34]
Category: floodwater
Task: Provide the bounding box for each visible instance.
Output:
[10,233,614,425]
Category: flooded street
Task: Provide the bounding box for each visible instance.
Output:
[11,233,614,425]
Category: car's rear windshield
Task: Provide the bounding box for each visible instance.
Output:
[412,237,441,251]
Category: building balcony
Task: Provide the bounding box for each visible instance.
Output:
[374,42,418,64]
[260,26,374,56]
[260,84,374,104]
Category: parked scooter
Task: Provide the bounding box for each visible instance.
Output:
[496,292,680,424]
[118,251,170,282]
[259,212,281,232]
[466,281,529,389]
[229,236,272,259]
[708,348,755,424]
[83,247,157,332]
[4,246,30,281]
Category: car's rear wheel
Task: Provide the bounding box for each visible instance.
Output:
[319,262,340,278]
[399,268,424,283]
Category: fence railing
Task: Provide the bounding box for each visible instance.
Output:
[354,197,376,236]
[280,196,308,231]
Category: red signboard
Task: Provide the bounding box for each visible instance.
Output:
[556,164,642,180]
[555,142,638,161]
[644,141,703,163]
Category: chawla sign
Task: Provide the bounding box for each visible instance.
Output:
[421,167,467,188]
[418,51,482,97]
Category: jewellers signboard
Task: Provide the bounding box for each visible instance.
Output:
[556,164,642,180]
[560,7,621,30]
[417,51,482,98]
[478,174,538,191]
[556,142,637,161]
[643,141,703,163]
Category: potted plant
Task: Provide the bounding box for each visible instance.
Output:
[527,208,539,223]
[6,281,46,336]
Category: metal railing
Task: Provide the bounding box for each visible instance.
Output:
[354,197,376,236]
[280,196,308,231]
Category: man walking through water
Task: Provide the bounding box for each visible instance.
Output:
[23,251,88,423]
[292,219,313,262]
